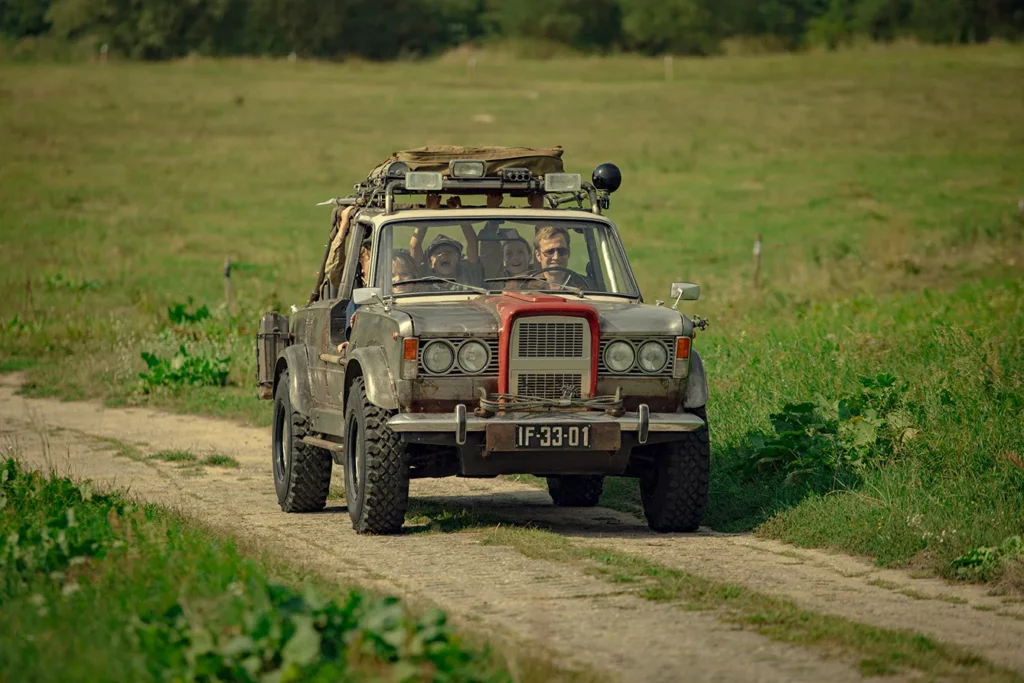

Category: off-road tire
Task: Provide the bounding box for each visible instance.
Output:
[344,377,409,534]
[272,371,332,512]
[546,475,604,507]
[640,406,710,532]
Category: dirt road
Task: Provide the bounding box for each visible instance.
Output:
[2,373,1022,682]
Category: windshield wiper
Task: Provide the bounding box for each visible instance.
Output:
[484,275,584,297]
[392,276,488,295]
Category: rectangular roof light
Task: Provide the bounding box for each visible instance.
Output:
[449,160,486,178]
[405,171,443,191]
[544,173,581,193]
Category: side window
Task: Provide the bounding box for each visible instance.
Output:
[339,223,371,300]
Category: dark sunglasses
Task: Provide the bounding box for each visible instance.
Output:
[541,247,569,258]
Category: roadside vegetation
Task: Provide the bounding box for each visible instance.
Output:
[2,0,1020,62]
[0,457,513,681]
[1,44,1022,588]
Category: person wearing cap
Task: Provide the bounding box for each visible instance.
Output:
[409,196,484,288]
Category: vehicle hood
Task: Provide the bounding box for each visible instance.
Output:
[394,295,685,338]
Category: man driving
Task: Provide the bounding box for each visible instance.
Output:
[532,226,587,289]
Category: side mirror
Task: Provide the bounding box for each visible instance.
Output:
[352,287,385,306]
[670,282,700,300]
[670,282,700,305]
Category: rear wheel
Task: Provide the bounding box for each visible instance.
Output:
[546,475,604,507]
[272,371,332,512]
[640,407,710,532]
[343,377,409,534]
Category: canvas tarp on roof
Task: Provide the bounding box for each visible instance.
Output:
[379,146,565,177]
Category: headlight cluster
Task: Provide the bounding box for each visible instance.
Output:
[421,339,491,375]
[602,339,670,374]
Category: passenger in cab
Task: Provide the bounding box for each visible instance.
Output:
[409,195,485,288]
[503,237,532,277]
[390,250,420,293]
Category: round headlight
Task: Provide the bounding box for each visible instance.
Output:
[457,340,489,374]
[637,341,669,373]
[421,340,454,374]
[604,340,635,373]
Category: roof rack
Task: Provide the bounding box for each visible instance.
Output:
[317,159,621,216]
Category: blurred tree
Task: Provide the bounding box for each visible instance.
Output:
[487,0,621,51]
[47,0,235,58]
[1,0,54,37]
[619,0,722,55]
[851,0,912,41]
[24,0,1024,60]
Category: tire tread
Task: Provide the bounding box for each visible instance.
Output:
[641,406,710,532]
[350,377,408,534]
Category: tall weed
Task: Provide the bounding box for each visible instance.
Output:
[139,345,230,390]
[745,373,916,484]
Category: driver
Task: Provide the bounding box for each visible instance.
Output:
[532,226,585,288]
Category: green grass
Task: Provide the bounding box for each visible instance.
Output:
[0,457,577,682]
[1,44,1023,582]
[478,526,1024,683]
[200,453,239,468]
[147,449,198,463]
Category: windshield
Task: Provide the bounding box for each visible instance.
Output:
[374,217,639,298]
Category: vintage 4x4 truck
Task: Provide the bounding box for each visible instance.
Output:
[256,147,709,535]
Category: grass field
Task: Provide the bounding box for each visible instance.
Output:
[1,44,1023,583]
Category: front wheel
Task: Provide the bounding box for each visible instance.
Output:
[343,377,409,534]
[546,475,604,507]
[640,407,710,532]
[272,370,332,512]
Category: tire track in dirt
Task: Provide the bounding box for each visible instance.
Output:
[0,375,1018,680]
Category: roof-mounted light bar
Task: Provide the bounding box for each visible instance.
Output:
[544,173,582,193]
[449,159,486,178]
[405,171,443,191]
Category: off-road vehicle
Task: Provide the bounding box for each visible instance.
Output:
[256,146,709,534]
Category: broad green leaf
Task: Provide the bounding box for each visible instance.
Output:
[281,615,322,667]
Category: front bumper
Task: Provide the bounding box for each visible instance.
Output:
[387,404,705,445]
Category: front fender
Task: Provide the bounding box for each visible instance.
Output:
[277,345,314,418]
[683,348,708,409]
[344,346,400,410]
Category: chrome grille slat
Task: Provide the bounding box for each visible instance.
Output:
[597,338,675,377]
[510,315,593,398]
[516,321,585,358]
[516,373,583,399]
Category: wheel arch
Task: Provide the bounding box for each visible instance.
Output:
[683,348,708,409]
[343,346,400,411]
[277,345,314,418]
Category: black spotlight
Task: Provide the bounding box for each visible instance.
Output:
[592,163,622,193]
[386,161,410,179]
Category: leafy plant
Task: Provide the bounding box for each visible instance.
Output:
[745,373,916,483]
[134,583,509,682]
[139,345,230,390]
[0,458,137,597]
[5,315,43,335]
[167,298,211,325]
[950,536,1024,582]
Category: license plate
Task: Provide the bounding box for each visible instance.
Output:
[514,424,591,449]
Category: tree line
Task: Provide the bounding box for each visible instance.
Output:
[2,0,1022,61]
